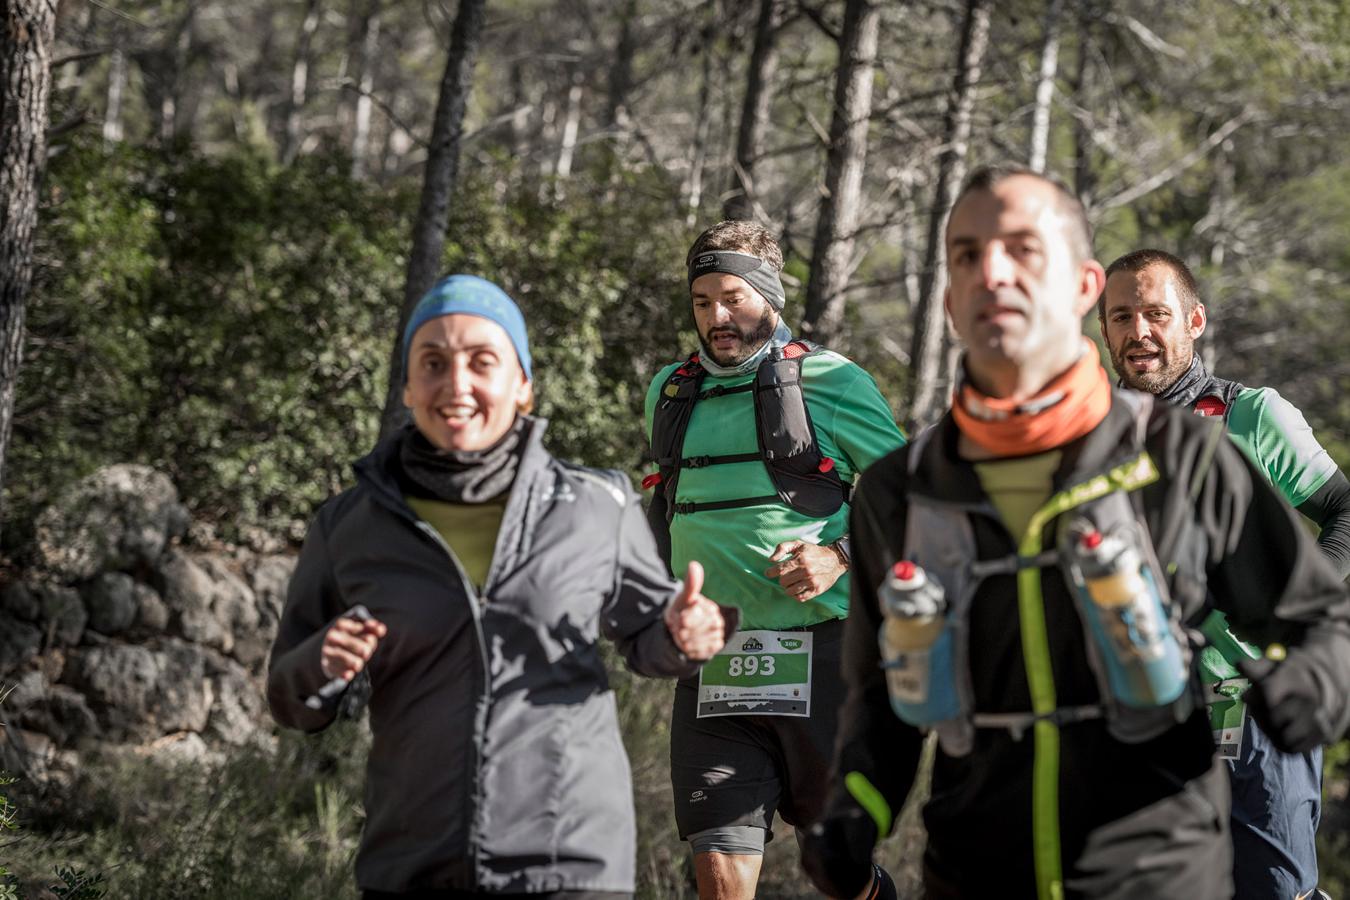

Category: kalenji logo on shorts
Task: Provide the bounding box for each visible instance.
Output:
[690,790,707,803]
[741,637,764,652]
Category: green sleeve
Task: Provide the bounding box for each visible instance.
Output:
[818,358,907,474]
[1226,387,1338,507]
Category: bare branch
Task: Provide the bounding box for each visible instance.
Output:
[53,47,114,67]
[1104,13,1186,60]
[81,0,153,28]
[339,80,427,148]
[796,1,841,43]
[1098,108,1258,212]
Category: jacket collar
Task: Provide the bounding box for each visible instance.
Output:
[354,415,552,516]
[1119,354,1242,412]
[910,390,1147,509]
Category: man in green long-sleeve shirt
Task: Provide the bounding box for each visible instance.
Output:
[1101,248,1350,900]
[643,220,906,900]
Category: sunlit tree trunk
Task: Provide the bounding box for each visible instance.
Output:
[350,0,381,179]
[604,0,638,132]
[723,0,782,221]
[103,47,125,144]
[1028,0,1062,173]
[905,0,991,431]
[283,0,323,165]
[685,27,715,226]
[799,0,880,345]
[379,0,489,436]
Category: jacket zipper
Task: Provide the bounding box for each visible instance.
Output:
[412,519,491,890]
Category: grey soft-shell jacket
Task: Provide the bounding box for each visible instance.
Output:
[267,418,699,894]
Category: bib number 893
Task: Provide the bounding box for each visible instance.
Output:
[727,655,776,677]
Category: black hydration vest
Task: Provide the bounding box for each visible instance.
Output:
[645,341,851,521]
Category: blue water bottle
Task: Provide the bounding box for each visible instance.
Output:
[878,561,959,724]
[1071,529,1187,708]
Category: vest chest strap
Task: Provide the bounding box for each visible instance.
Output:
[971,705,1104,742]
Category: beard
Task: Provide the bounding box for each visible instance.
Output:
[1110,336,1194,394]
[698,306,777,367]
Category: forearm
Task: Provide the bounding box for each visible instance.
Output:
[1297,469,1350,580]
[616,615,700,680]
[266,627,339,733]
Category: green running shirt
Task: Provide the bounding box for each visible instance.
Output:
[1226,387,1338,507]
[1200,386,1338,679]
[644,350,906,630]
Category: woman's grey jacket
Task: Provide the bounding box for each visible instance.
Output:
[267,418,700,894]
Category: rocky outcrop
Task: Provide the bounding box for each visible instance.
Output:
[1,466,297,778]
[33,465,190,582]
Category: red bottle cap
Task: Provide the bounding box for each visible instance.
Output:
[641,473,663,490]
[1080,531,1104,550]
[892,561,916,581]
[818,457,835,474]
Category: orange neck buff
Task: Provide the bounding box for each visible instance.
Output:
[951,339,1112,457]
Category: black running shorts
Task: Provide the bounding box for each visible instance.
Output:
[669,617,847,841]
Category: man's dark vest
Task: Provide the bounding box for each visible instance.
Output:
[1157,356,1244,420]
[645,341,850,521]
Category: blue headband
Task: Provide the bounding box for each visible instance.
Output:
[402,275,532,382]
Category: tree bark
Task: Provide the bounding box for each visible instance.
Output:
[133,8,195,144]
[283,0,324,165]
[723,0,782,221]
[349,0,380,179]
[685,22,715,226]
[1028,0,1062,173]
[378,0,488,437]
[555,69,583,182]
[1071,4,1095,206]
[905,0,991,431]
[103,46,125,144]
[0,0,59,529]
[799,0,880,345]
[603,0,638,132]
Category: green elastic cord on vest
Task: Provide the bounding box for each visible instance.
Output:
[845,771,893,838]
[1017,451,1160,900]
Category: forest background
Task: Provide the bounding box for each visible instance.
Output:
[1,0,1347,896]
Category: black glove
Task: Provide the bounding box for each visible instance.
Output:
[800,804,878,899]
[1238,656,1333,753]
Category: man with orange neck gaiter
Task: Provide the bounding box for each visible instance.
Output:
[802,166,1350,900]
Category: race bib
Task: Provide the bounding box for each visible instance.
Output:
[697,630,812,718]
[1206,678,1249,761]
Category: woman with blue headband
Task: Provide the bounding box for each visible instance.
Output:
[267,275,729,899]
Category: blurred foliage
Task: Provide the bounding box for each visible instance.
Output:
[7,725,367,899]
[6,141,696,552]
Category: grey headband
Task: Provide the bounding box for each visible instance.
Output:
[687,250,786,310]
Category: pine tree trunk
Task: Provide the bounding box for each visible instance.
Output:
[349,0,380,179]
[685,29,715,226]
[723,0,782,221]
[378,0,488,437]
[0,0,58,529]
[1071,4,1096,206]
[905,0,991,431]
[799,0,880,345]
[103,47,125,144]
[283,0,323,165]
[1028,0,1062,173]
[604,0,638,132]
[555,71,582,183]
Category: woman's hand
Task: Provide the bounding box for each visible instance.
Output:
[664,561,727,661]
[321,613,388,682]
